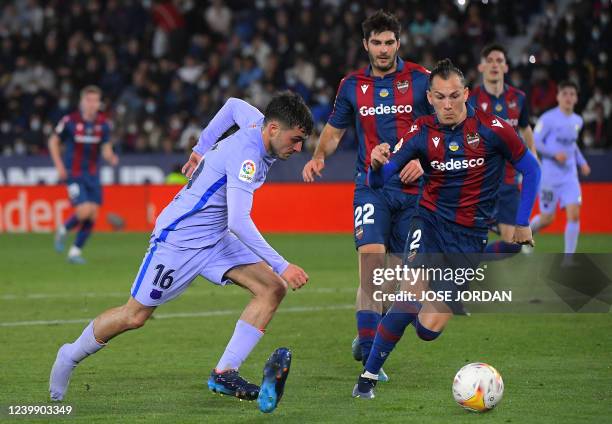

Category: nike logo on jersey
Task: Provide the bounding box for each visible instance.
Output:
[361,84,369,94]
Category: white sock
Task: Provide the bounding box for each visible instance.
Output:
[68,246,81,258]
[57,225,66,236]
[215,320,263,372]
[65,321,105,363]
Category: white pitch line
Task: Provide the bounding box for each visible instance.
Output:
[0,304,355,328]
[0,287,356,301]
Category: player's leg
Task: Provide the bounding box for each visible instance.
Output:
[199,234,288,406]
[484,185,522,259]
[207,262,287,403]
[353,186,392,367]
[50,297,155,401]
[559,179,582,255]
[564,204,581,254]
[354,214,434,398]
[530,186,558,234]
[50,239,203,401]
[68,179,102,262]
[55,179,87,252]
[67,202,98,263]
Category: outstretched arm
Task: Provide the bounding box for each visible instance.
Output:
[227,187,308,289]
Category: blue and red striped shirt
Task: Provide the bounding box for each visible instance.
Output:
[380,106,527,233]
[55,111,111,179]
[328,57,432,193]
[467,84,529,186]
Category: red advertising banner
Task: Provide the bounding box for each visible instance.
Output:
[1,183,610,233]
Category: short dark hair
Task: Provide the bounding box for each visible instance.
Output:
[264,91,313,136]
[429,58,466,88]
[362,10,401,41]
[558,80,579,93]
[480,43,507,60]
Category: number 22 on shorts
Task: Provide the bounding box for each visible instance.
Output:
[354,203,375,228]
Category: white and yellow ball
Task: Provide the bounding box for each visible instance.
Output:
[452,363,504,412]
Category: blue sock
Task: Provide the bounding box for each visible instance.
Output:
[414,317,442,341]
[75,219,94,248]
[356,311,381,365]
[364,301,421,375]
[64,215,80,231]
[483,240,522,261]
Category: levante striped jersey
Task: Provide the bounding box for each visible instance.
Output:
[328,57,433,193]
[468,84,529,186]
[55,111,111,179]
[380,106,528,233]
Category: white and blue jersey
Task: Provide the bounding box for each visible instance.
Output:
[534,106,586,212]
[131,100,288,306]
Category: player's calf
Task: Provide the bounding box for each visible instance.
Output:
[49,300,154,401]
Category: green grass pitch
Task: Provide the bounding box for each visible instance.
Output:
[1,233,611,423]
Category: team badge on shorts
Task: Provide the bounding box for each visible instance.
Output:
[406,249,417,263]
[239,160,257,183]
[396,80,410,93]
[355,225,364,240]
[449,141,459,152]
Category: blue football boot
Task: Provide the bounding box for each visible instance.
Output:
[207,369,259,401]
[257,347,292,413]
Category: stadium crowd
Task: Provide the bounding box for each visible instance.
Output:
[0,0,609,157]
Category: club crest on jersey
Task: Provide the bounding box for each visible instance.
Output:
[466,133,480,147]
[360,84,369,94]
[396,80,410,93]
[393,138,404,153]
[480,102,488,111]
[239,159,256,183]
[508,101,517,109]
[379,88,389,98]
[495,104,503,112]
[449,141,459,152]
[432,136,441,148]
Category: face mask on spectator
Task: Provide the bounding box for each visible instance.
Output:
[30,118,41,131]
[592,29,600,40]
[59,98,70,109]
[145,101,156,114]
[565,32,575,43]
[601,13,609,25]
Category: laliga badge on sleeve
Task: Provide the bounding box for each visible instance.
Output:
[239,159,257,183]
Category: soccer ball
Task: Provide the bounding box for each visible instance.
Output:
[452,363,504,412]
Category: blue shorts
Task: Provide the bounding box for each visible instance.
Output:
[404,208,487,312]
[130,232,261,306]
[66,177,102,205]
[539,178,582,214]
[494,183,520,226]
[353,185,418,253]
